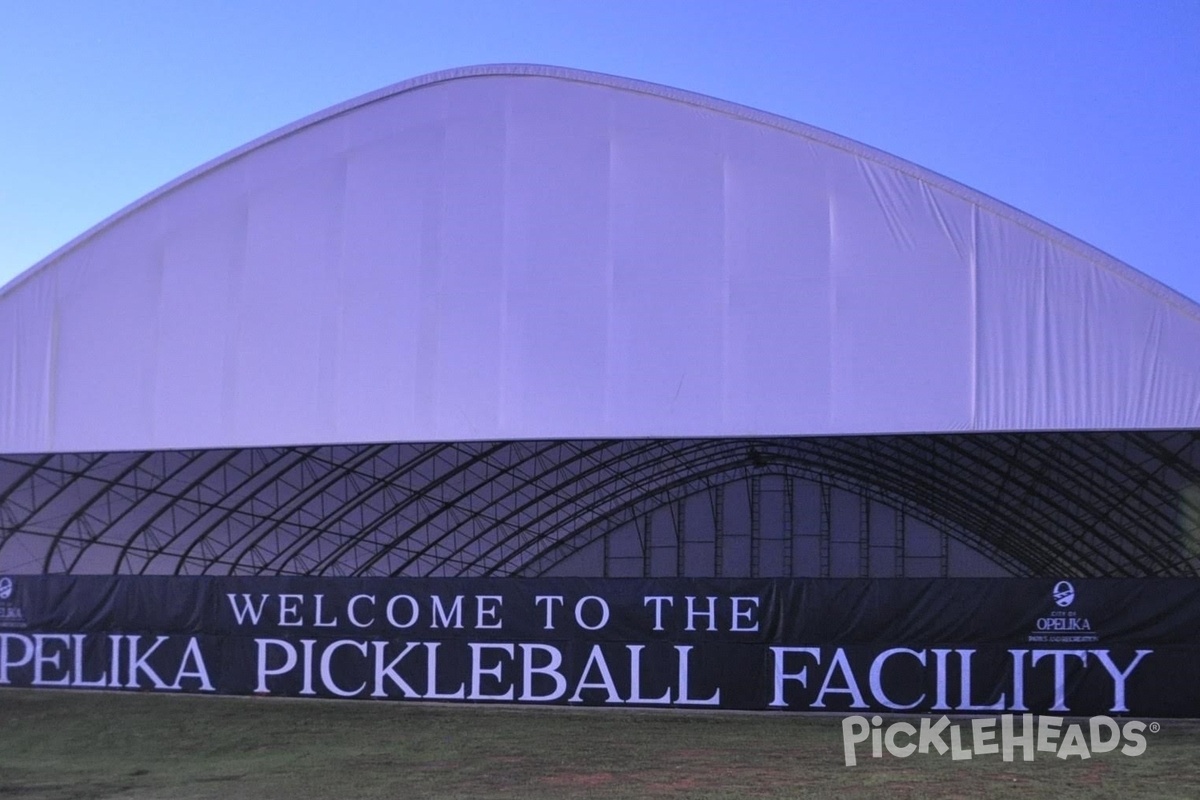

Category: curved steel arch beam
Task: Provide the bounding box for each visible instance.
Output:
[0,452,110,572]
[520,462,1035,579]
[457,435,1156,578]
[57,450,180,574]
[4,431,1197,576]
[222,442,395,573]
[242,442,454,574]
[286,440,515,576]
[497,440,1044,578]
[876,435,1141,575]
[366,438,681,577]
[171,447,317,574]
[0,453,58,560]
[497,453,994,578]
[122,449,243,574]
[408,439,743,577]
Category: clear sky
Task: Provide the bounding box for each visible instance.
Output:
[2,1,1198,300]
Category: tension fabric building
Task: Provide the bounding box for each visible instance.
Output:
[1,65,1198,578]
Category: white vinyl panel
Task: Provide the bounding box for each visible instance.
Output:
[974,210,1057,429]
[978,226,1200,430]
[154,193,248,446]
[499,78,612,436]
[0,275,55,451]
[1061,253,1200,429]
[233,154,346,445]
[5,67,1200,453]
[722,125,832,433]
[334,123,446,443]
[827,157,975,432]
[1148,307,1200,426]
[1042,252,1131,427]
[51,210,164,450]
[605,96,726,433]
[428,79,508,438]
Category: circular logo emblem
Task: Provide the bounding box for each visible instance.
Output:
[1053,580,1075,608]
[0,577,12,601]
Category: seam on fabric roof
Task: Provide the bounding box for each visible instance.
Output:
[3,63,1197,329]
[970,204,979,428]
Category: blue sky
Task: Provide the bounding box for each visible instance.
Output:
[2,1,1198,301]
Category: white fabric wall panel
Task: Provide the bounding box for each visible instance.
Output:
[500,81,612,435]
[606,91,727,433]
[0,270,55,447]
[2,65,1199,454]
[155,195,247,444]
[974,211,1200,430]
[826,156,977,432]
[722,129,831,431]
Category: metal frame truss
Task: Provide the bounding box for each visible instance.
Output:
[1,431,1197,577]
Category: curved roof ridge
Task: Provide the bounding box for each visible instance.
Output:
[3,63,1197,322]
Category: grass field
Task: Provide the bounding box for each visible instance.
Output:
[1,689,1198,799]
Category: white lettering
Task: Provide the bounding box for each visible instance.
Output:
[769,646,819,708]
[868,648,926,710]
[226,594,269,626]
[812,648,867,709]
[569,645,621,703]
[126,635,171,689]
[348,595,376,628]
[71,634,107,688]
[468,643,514,700]
[476,596,503,630]
[372,641,421,698]
[674,645,720,705]
[534,596,564,630]
[626,645,670,704]
[519,643,567,701]
[424,642,465,699]
[644,596,674,631]
[842,715,870,766]
[171,637,214,691]
[313,594,339,627]
[574,596,609,631]
[730,596,760,632]
[320,640,368,697]
[684,596,717,632]
[32,634,71,686]
[431,596,464,630]
[255,638,297,693]
[1092,649,1151,713]
[386,595,419,628]
[278,594,304,626]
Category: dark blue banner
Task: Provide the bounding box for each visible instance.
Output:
[0,576,1195,716]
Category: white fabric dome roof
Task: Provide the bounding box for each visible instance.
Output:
[3,64,1198,454]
